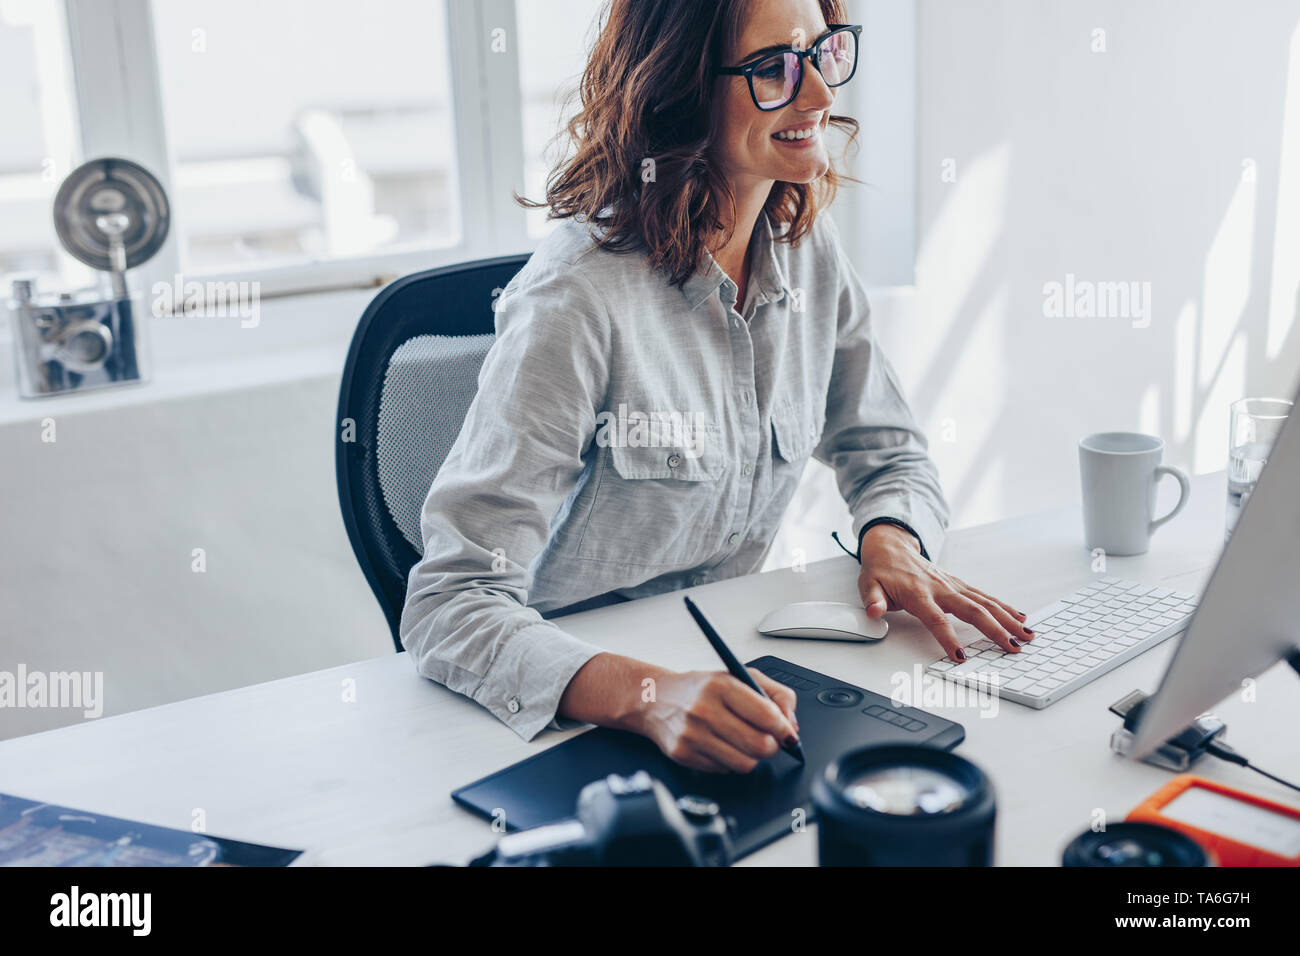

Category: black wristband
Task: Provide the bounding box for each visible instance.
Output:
[858,516,930,562]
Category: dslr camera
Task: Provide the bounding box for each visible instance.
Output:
[470,771,734,867]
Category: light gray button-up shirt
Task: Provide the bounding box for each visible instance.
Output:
[399,209,950,741]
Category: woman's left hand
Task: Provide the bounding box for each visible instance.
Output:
[856,524,1035,663]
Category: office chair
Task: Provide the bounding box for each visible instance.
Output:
[336,253,531,650]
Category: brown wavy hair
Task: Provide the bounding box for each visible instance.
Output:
[514,0,861,291]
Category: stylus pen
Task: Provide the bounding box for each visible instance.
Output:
[683,596,806,764]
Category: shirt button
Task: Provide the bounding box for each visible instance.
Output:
[667,453,682,468]
[728,532,740,545]
[506,696,521,714]
[742,462,754,477]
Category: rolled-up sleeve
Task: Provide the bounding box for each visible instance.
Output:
[398,262,609,741]
[812,216,951,562]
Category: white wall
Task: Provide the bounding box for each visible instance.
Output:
[911,0,1300,519]
[768,0,1300,570]
[0,292,394,740]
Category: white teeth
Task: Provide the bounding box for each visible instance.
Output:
[773,127,817,141]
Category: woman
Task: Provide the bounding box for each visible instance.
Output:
[401,0,1033,773]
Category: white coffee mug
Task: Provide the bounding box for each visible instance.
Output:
[1078,432,1190,556]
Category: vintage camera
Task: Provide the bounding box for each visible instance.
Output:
[469,771,735,867]
[7,157,169,398]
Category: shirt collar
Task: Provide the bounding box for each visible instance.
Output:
[680,210,793,311]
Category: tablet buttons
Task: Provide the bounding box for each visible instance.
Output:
[863,704,926,731]
[758,666,819,691]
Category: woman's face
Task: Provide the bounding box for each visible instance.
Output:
[713,0,837,191]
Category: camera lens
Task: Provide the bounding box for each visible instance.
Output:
[813,744,995,866]
[55,321,113,373]
[1062,822,1210,867]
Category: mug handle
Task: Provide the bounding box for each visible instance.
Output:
[1149,465,1191,536]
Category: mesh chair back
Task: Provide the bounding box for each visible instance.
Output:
[336,254,530,648]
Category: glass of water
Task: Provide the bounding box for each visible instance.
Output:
[1226,397,1293,541]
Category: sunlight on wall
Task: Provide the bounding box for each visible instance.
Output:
[914,145,1010,523]
[1192,160,1258,474]
[1195,330,1248,473]
[1198,170,1256,387]
[915,144,1011,351]
[1174,300,1196,443]
[1267,21,1300,360]
[936,283,1009,519]
[1139,382,1160,437]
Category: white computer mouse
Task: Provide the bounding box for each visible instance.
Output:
[757,601,888,642]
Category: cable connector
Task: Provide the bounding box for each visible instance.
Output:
[1204,739,1246,766]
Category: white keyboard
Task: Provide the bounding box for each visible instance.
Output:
[925,576,1199,708]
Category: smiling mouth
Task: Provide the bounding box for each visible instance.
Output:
[771,121,822,142]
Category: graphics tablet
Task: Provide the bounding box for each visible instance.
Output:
[451,656,966,860]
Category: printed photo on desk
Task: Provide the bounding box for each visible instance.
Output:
[0,794,301,867]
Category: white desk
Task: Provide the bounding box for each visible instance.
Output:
[3,471,1296,866]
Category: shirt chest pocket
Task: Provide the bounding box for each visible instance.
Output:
[770,399,825,465]
[576,427,727,569]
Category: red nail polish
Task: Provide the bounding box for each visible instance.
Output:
[954,647,967,661]
[1024,627,1034,635]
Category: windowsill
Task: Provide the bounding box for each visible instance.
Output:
[0,286,373,426]
[0,281,919,427]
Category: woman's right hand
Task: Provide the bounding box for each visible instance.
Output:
[635,668,800,773]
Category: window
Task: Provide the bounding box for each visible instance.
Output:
[0,0,914,303]
[0,0,88,291]
[151,0,459,273]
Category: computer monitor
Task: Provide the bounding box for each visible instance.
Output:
[1132,375,1300,757]
[1133,377,1300,759]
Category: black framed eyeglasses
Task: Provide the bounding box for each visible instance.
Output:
[716,24,862,111]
